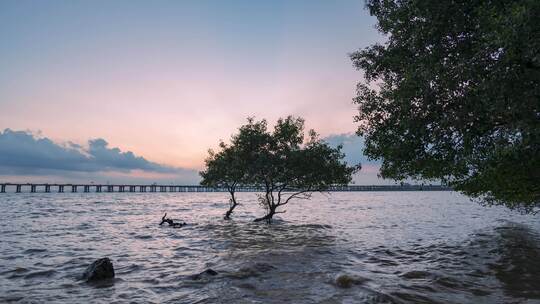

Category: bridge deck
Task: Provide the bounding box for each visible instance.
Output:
[0,183,451,193]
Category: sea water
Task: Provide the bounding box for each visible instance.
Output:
[1,192,539,303]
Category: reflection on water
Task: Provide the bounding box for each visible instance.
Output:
[490,224,540,299]
[0,192,539,303]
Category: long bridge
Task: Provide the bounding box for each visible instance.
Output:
[0,183,451,193]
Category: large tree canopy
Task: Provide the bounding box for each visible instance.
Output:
[249,117,357,223]
[201,116,358,222]
[351,0,539,211]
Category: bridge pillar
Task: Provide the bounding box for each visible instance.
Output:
[169,186,175,192]
[84,185,90,193]
[140,186,146,192]
[45,185,50,193]
[130,186,135,192]
[150,186,156,192]
[16,185,22,193]
[1,184,5,193]
[30,185,36,193]
[96,185,102,192]
[58,185,64,193]
[160,186,166,192]
[119,186,125,192]
[107,185,114,192]
[71,185,77,192]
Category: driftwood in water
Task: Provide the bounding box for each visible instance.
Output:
[159,213,186,228]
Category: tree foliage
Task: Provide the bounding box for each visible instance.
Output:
[201,116,359,222]
[351,0,540,211]
[200,143,244,219]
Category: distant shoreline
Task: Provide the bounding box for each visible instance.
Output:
[1,183,452,193]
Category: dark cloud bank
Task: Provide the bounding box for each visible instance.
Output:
[0,129,387,184]
[0,129,198,183]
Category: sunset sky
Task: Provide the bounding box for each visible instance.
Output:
[0,0,387,184]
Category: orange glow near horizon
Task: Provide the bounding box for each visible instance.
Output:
[0,0,385,183]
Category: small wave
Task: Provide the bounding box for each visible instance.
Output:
[226,263,276,279]
[23,248,47,254]
[365,256,399,267]
[74,223,93,229]
[60,283,76,289]
[2,267,30,279]
[116,264,142,275]
[173,246,194,251]
[390,291,441,304]
[0,295,25,303]
[400,270,432,279]
[140,278,160,285]
[135,234,153,240]
[2,267,29,274]
[434,276,464,289]
[298,224,332,229]
[24,269,57,279]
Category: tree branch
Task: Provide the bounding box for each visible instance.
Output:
[277,183,287,206]
[278,186,313,206]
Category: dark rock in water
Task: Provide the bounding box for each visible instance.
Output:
[189,268,218,280]
[335,274,369,288]
[83,258,115,282]
[203,268,218,276]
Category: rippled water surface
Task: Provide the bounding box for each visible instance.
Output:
[1,192,539,303]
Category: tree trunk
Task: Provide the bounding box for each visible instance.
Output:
[224,191,238,220]
[224,203,237,220]
[253,207,276,224]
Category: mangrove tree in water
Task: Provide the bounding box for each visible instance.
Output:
[351,0,540,211]
[202,116,358,223]
[200,143,245,219]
